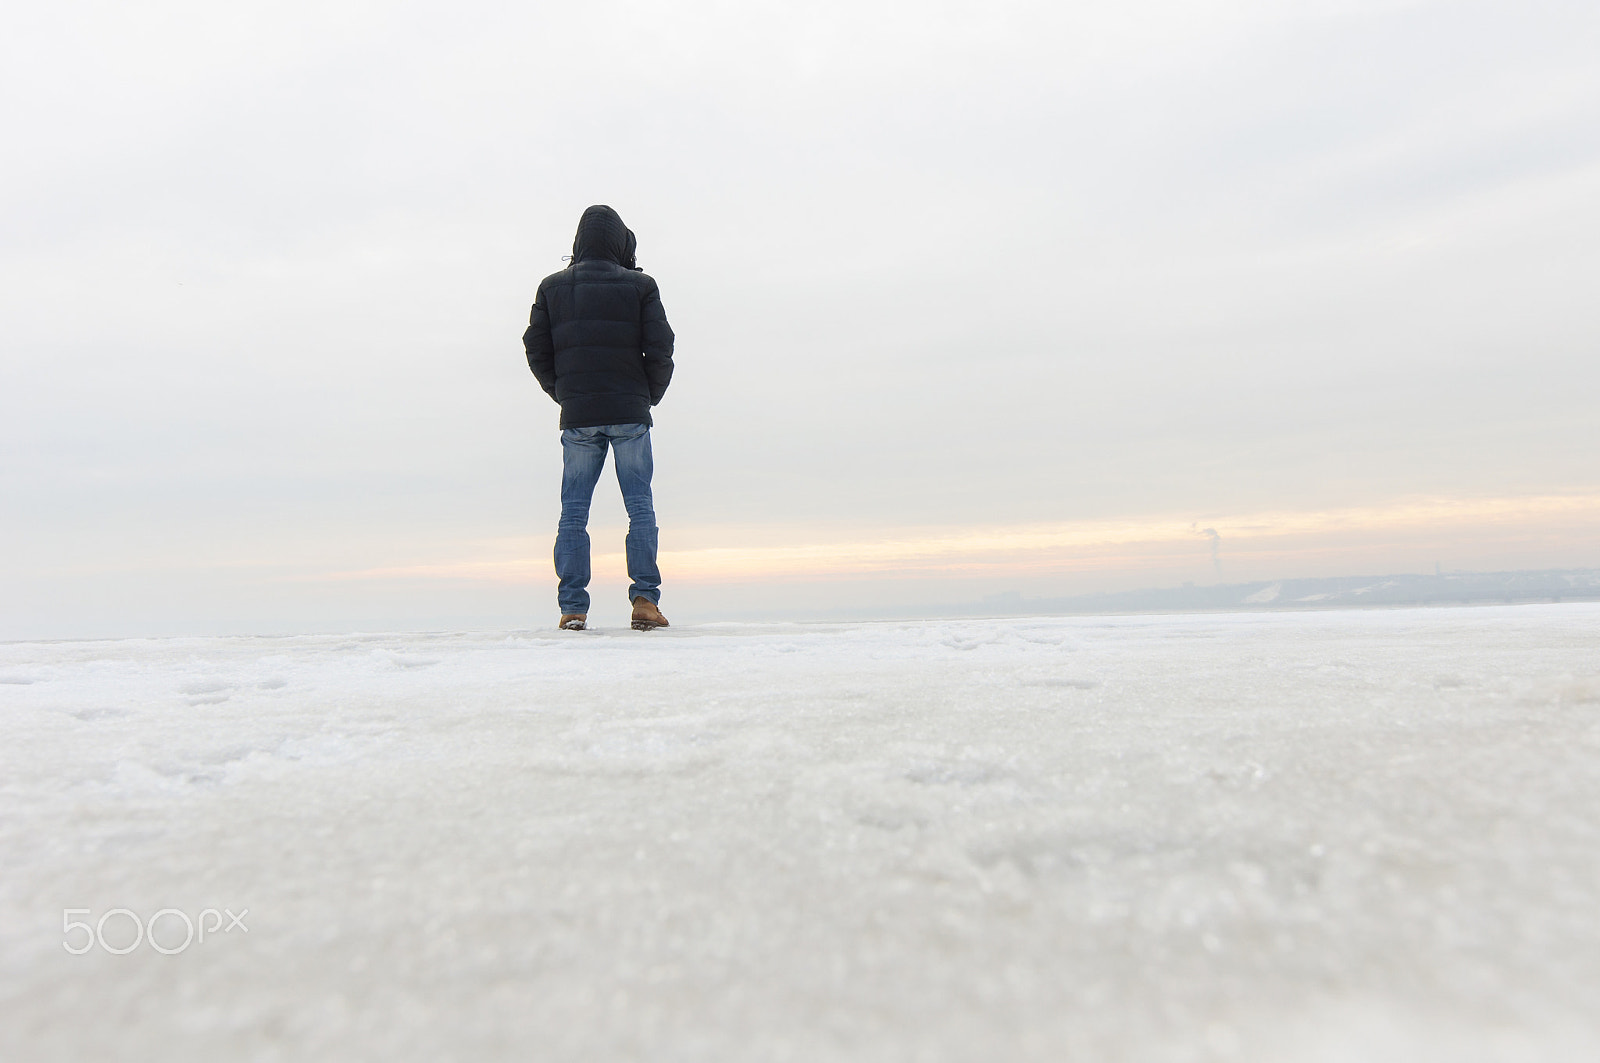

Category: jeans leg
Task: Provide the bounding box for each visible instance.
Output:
[609,426,661,604]
[555,429,608,614]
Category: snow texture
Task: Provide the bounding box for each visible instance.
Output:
[3,605,1599,1061]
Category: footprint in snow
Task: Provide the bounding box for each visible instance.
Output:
[941,636,991,651]
[68,707,131,722]
[178,680,235,706]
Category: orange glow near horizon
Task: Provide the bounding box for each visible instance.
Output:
[315,492,1600,586]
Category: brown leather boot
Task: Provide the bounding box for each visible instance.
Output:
[559,613,587,631]
[630,598,668,630]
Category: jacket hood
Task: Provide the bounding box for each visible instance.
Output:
[572,205,636,267]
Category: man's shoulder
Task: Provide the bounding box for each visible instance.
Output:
[538,263,659,298]
[579,265,660,295]
[627,269,661,294]
[537,267,574,292]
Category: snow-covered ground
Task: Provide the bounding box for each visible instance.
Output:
[2,605,1598,1061]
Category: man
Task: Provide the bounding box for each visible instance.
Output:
[523,204,675,631]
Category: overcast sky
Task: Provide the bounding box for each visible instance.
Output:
[4,0,1598,635]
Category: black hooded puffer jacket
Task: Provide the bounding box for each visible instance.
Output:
[524,205,675,429]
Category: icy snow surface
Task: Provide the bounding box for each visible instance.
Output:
[3,605,1599,1061]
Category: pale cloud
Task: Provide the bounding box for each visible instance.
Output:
[3,0,1599,635]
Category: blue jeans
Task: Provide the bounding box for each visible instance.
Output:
[555,423,661,614]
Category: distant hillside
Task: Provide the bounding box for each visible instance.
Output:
[970,569,1600,617]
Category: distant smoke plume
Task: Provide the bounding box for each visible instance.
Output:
[1193,525,1222,577]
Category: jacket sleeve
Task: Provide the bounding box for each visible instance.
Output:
[523,286,558,401]
[640,278,675,405]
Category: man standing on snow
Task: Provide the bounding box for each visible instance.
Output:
[523,205,675,631]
